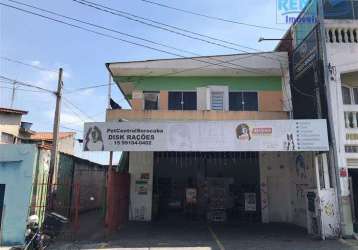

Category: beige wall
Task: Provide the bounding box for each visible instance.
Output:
[259,91,283,112]
[131,99,143,111]
[0,113,23,143]
[107,109,288,121]
[58,136,75,155]
[128,90,284,112]
[159,91,168,110]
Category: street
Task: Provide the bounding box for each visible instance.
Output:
[48,221,355,250]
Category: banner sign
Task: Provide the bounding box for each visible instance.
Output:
[83,120,329,152]
[293,26,319,80]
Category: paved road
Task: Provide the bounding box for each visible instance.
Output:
[47,221,356,250]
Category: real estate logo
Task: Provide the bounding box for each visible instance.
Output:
[276,0,314,24]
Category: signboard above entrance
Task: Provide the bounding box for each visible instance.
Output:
[83,120,329,152]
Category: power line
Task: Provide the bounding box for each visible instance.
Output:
[1,2,273,76]
[72,0,283,58]
[0,85,51,93]
[0,75,56,93]
[62,100,90,124]
[0,56,57,73]
[59,125,82,133]
[62,96,95,121]
[7,0,270,73]
[72,0,287,63]
[139,0,285,31]
[64,83,109,94]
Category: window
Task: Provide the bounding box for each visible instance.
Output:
[211,92,224,111]
[345,145,358,153]
[324,0,354,19]
[354,1,358,19]
[342,86,352,104]
[144,91,159,110]
[243,92,258,111]
[1,132,15,144]
[353,88,358,104]
[168,91,196,110]
[229,92,243,111]
[229,92,258,111]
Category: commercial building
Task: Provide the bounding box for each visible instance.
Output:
[83,51,338,239]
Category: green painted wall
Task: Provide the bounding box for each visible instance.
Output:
[114,76,282,92]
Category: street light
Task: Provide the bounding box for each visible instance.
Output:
[258,37,293,42]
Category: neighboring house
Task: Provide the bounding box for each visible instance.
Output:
[0,108,74,154]
[275,0,358,237]
[102,52,334,237]
[24,132,76,155]
[0,144,50,246]
[0,144,104,246]
[0,107,28,144]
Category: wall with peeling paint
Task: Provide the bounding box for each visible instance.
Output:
[260,152,316,228]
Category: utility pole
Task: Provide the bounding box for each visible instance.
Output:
[47,68,63,209]
[108,72,112,109]
[10,81,16,108]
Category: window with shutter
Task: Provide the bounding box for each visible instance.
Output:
[211,92,224,111]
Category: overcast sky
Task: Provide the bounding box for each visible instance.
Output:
[0,0,292,164]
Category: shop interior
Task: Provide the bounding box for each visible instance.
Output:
[152,151,261,223]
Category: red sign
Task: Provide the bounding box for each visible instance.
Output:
[340,168,348,177]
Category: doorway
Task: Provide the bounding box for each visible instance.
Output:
[152,152,261,224]
[349,169,358,232]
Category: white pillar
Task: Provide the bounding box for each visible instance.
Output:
[345,112,349,128]
[353,112,358,128]
[129,152,154,221]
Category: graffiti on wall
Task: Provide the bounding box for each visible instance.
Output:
[320,189,340,238]
[260,181,268,221]
[295,154,307,179]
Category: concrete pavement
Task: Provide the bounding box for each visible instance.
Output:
[47,221,357,250]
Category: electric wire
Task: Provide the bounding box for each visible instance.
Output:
[72,0,287,62]
[59,125,83,133]
[0,75,56,93]
[73,0,280,55]
[62,96,95,121]
[0,56,57,73]
[64,83,109,94]
[7,0,273,74]
[1,2,274,76]
[139,0,286,31]
[0,85,50,93]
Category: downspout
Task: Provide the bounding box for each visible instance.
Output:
[317,0,345,237]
